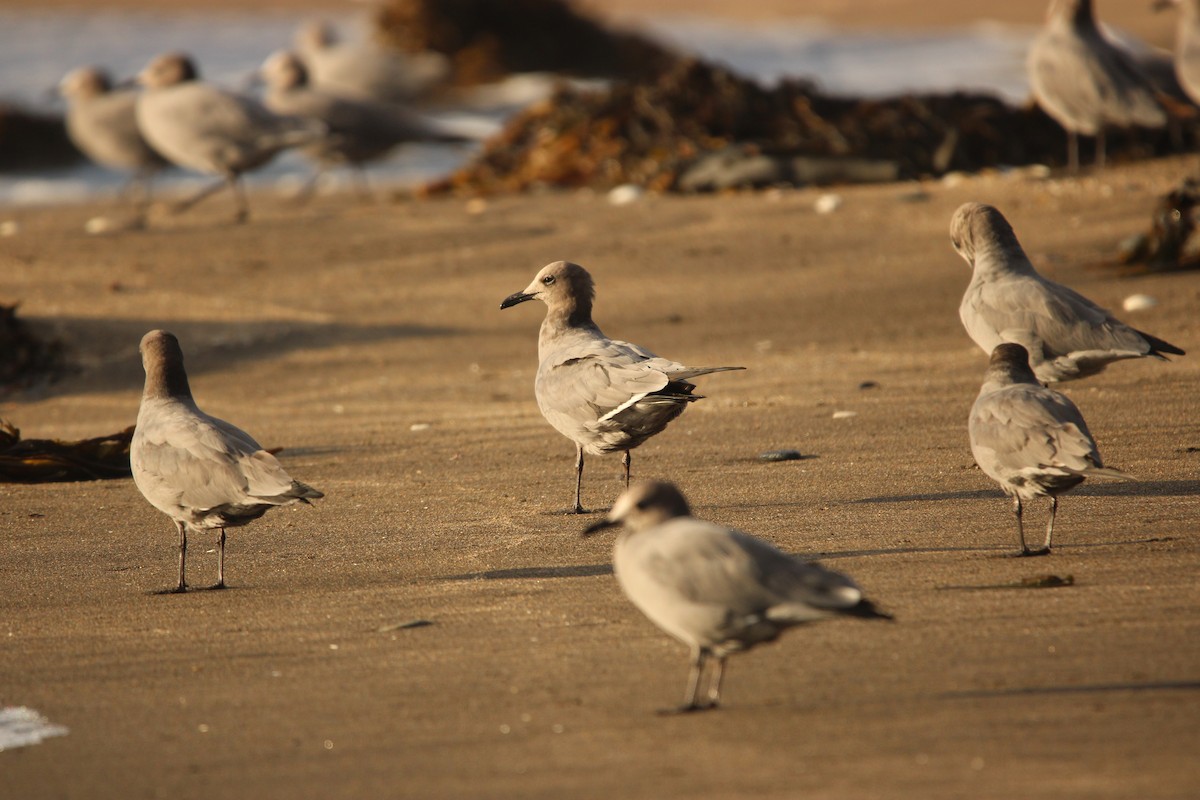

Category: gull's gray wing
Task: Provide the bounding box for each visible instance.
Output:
[636,520,861,620]
[969,384,1101,478]
[133,402,299,514]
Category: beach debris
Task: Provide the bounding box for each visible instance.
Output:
[377,619,434,632]
[0,303,64,394]
[374,0,677,86]
[607,184,643,205]
[832,410,858,419]
[1122,294,1159,312]
[814,193,843,214]
[0,419,134,483]
[758,449,805,462]
[425,54,1179,197]
[0,707,69,752]
[1116,178,1200,272]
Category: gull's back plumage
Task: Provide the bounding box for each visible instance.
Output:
[951,202,1184,382]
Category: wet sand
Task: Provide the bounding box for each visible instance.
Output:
[1,153,1198,798]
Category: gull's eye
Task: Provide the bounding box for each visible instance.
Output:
[541,275,555,285]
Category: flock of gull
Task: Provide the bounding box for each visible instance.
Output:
[125,204,1184,709]
[57,20,463,224]
[45,2,1194,711]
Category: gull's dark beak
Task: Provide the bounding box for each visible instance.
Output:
[500,291,535,310]
[582,518,619,536]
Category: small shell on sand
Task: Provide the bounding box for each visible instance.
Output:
[1122,293,1157,312]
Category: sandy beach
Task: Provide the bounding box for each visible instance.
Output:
[1,151,1198,798]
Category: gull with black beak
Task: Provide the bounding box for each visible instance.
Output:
[501,261,743,514]
[969,343,1133,556]
[131,330,323,592]
[950,202,1184,383]
[585,481,891,712]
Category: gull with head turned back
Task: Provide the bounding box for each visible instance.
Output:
[950,202,1184,384]
[501,261,743,514]
[585,481,891,713]
[130,330,323,592]
[1027,0,1167,171]
[969,343,1132,556]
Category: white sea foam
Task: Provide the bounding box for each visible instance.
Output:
[0,707,69,752]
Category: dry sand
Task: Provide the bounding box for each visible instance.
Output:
[1,155,1198,798]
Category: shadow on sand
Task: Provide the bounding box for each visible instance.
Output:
[439,563,613,582]
[10,314,459,402]
[941,680,1200,700]
[851,479,1200,504]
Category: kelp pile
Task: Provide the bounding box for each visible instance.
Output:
[1117,178,1200,272]
[375,0,676,86]
[0,420,133,483]
[0,303,64,394]
[425,57,1180,195]
[379,0,1187,195]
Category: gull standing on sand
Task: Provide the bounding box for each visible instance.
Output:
[258,50,468,200]
[58,66,168,217]
[501,261,743,514]
[950,202,1184,383]
[969,343,1132,556]
[294,20,450,105]
[135,52,324,223]
[1027,0,1167,170]
[584,481,890,712]
[131,330,323,592]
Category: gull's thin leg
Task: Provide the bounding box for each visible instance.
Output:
[230,176,248,224]
[172,178,226,215]
[215,528,227,589]
[174,520,188,593]
[1095,130,1106,170]
[705,656,726,708]
[622,450,631,489]
[573,444,585,514]
[1067,131,1079,174]
[352,164,373,203]
[132,171,155,220]
[1012,496,1029,556]
[1041,495,1058,554]
[680,648,707,711]
[290,171,320,206]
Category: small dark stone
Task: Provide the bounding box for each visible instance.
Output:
[759,449,804,462]
[858,380,880,390]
